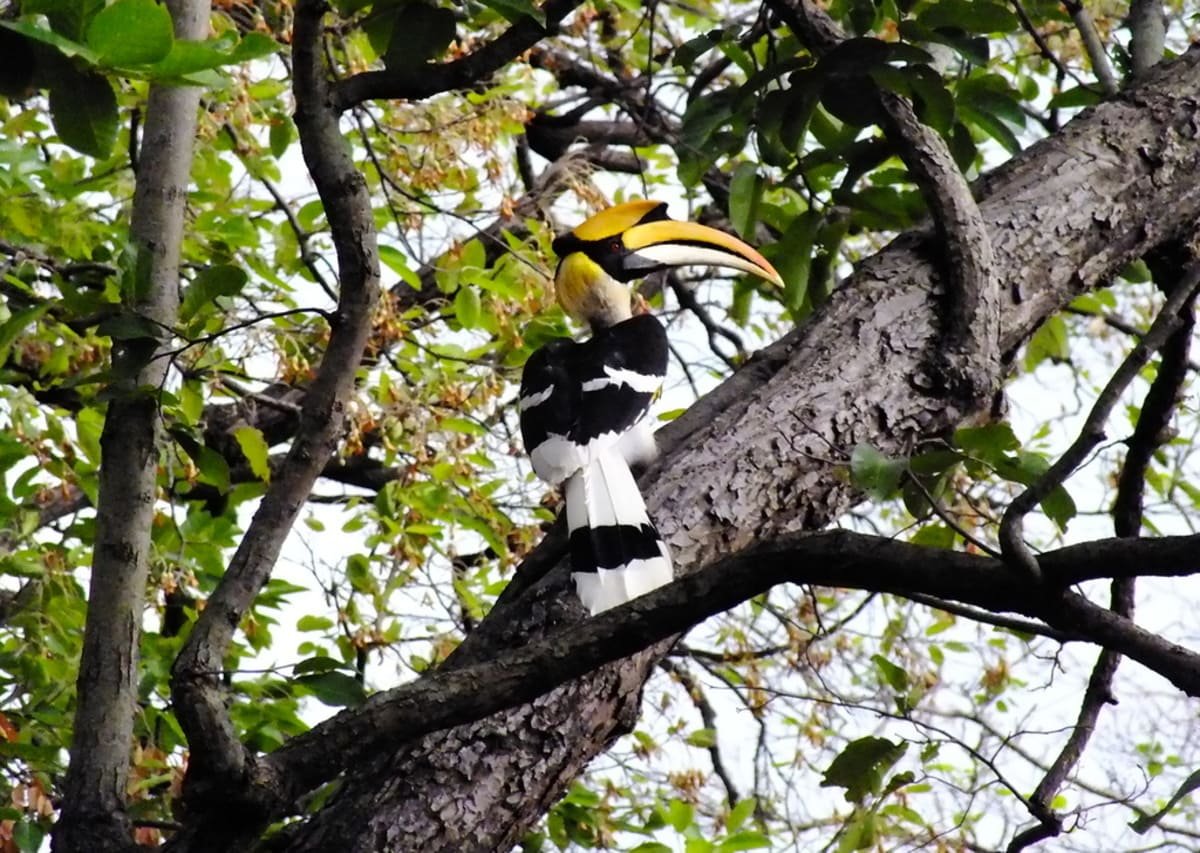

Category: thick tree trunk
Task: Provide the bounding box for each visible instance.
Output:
[52,2,209,851]
[281,47,1200,852]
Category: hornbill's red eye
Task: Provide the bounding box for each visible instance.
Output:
[610,240,621,252]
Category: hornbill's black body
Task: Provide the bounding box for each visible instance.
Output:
[519,201,782,614]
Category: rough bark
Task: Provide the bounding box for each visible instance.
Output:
[51,3,209,852]
[279,45,1200,853]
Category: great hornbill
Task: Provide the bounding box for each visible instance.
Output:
[519,200,783,614]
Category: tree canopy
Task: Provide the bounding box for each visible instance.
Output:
[1,0,1199,851]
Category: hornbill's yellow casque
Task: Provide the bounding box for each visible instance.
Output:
[520,200,783,615]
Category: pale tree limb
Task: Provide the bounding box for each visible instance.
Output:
[1063,0,1120,96]
[52,3,210,852]
[1128,0,1166,79]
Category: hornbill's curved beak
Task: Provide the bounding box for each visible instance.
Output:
[553,200,784,289]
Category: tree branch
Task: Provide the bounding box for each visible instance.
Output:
[1062,0,1120,96]
[204,528,1200,818]
[1012,254,1200,851]
[999,264,1200,578]
[53,3,209,851]
[167,0,382,846]
[333,0,583,110]
[767,0,999,404]
[1128,0,1166,79]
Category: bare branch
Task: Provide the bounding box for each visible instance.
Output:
[1014,259,1200,850]
[658,659,742,805]
[244,529,1200,814]
[1062,0,1120,96]
[1128,0,1166,79]
[999,265,1200,579]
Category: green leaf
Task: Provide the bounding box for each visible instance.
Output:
[453,286,482,329]
[23,0,105,41]
[293,654,341,672]
[233,426,271,482]
[87,0,174,67]
[726,799,756,834]
[871,654,909,692]
[179,380,204,425]
[675,31,721,68]
[379,245,421,288]
[770,210,819,319]
[685,727,717,748]
[181,264,248,322]
[346,553,376,594]
[269,119,294,158]
[954,422,1019,462]
[837,810,876,852]
[194,445,230,494]
[850,443,905,501]
[0,19,99,63]
[1041,483,1077,532]
[909,523,955,549]
[1024,314,1069,371]
[296,617,335,633]
[728,162,762,240]
[906,65,955,135]
[666,798,694,831]
[821,736,908,803]
[918,0,1018,34]
[143,32,275,80]
[13,820,45,853]
[49,67,118,158]
[76,406,105,464]
[1047,86,1102,110]
[959,102,1021,155]
[297,671,366,707]
[96,311,163,341]
[229,32,278,62]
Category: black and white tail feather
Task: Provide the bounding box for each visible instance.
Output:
[565,447,673,615]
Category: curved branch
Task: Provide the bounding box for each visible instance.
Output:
[168,0,383,847]
[237,529,1200,814]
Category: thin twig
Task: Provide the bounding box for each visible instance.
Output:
[998,265,1200,579]
[658,658,742,805]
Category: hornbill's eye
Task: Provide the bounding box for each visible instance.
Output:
[609,240,621,253]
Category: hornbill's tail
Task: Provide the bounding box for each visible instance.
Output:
[564,449,673,614]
